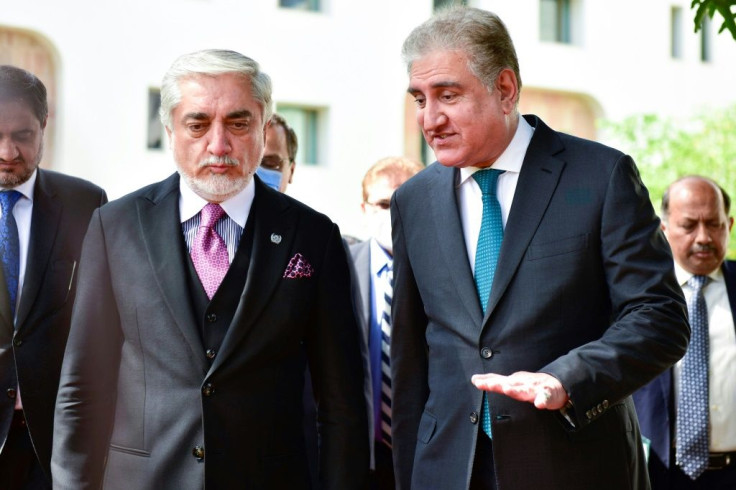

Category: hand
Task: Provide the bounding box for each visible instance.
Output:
[471,371,569,410]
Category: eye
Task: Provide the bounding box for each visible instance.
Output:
[413,96,426,108]
[12,130,34,143]
[440,92,457,102]
[187,123,206,133]
[230,121,249,131]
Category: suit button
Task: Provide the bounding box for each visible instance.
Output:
[6,388,16,399]
[12,337,22,347]
[206,349,216,360]
[602,399,609,409]
[192,446,205,460]
[480,347,493,359]
[585,410,593,420]
[596,404,603,413]
[470,411,479,424]
[206,313,217,323]
[202,383,214,396]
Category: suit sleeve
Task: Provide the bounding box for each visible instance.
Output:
[389,191,430,490]
[307,224,369,489]
[542,155,689,429]
[52,208,123,489]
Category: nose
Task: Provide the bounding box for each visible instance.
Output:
[421,99,448,133]
[694,222,712,244]
[0,137,20,162]
[206,123,232,157]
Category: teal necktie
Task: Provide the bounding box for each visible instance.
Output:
[473,169,505,439]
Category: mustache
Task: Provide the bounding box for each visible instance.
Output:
[198,156,239,168]
[691,244,717,253]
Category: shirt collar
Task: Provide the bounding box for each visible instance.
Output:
[179,176,255,228]
[673,261,724,287]
[369,238,392,277]
[458,115,534,187]
[2,168,37,202]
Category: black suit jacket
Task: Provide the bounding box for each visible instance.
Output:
[51,174,369,489]
[390,115,689,489]
[633,260,736,489]
[0,169,106,480]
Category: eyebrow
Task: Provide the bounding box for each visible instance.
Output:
[407,81,463,95]
[183,110,253,121]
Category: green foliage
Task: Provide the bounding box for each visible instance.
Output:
[691,0,736,40]
[601,104,736,257]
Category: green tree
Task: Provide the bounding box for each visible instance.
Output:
[601,104,736,257]
[692,0,736,40]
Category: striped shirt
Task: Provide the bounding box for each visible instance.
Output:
[178,176,255,262]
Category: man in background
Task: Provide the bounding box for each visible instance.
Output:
[257,113,297,192]
[634,175,736,489]
[0,65,106,489]
[350,156,423,489]
[390,7,688,489]
[52,49,367,489]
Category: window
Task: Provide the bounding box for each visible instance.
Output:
[147,88,163,150]
[540,0,572,44]
[434,0,466,10]
[701,14,712,62]
[275,105,322,165]
[279,0,320,12]
[671,7,683,59]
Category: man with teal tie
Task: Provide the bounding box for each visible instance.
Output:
[390,7,689,490]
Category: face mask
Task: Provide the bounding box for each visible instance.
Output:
[256,166,282,191]
[365,209,393,254]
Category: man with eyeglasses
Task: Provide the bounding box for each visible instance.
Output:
[349,156,423,489]
[257,113,297,192]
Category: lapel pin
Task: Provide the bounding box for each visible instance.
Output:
[270,233,282,244]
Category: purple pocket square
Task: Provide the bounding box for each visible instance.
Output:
[283,253,314,279]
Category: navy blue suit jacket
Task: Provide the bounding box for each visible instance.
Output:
[632,260,736,486]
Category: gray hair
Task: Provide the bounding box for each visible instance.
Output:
[159,49,273,129]
[402,6,521,99]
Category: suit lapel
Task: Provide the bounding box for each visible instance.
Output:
[15,170,62,329]
[350,241,371,339]
[429,164,484,325]
[210,181,296,373]
[138,174,207,371]
[0,266,12,336]
[485,117,566,320]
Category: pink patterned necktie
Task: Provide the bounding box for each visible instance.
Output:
[190,203,229,299]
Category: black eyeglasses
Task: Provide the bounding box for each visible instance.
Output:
[364,200,391,210]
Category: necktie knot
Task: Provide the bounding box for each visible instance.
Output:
[688,275,709,293]
[473,169,504,196]
[0,190,22,214]
[200,203,226,229]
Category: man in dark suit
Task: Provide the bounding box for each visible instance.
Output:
[634,176,736,490]
[349,157,422,489]
[0,65,106,489]
[51,49,368,490]
[390,7,689,490]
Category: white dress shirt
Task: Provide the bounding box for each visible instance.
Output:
[457,117,534,274]
[673,262,736,451]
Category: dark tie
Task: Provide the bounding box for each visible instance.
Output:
[0,190,22,320]
[190,203,229,299]
[676,274,710,480]
[379,263,393,447]
[473,169,505,439]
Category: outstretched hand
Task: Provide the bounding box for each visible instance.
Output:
[471,371,569,410]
